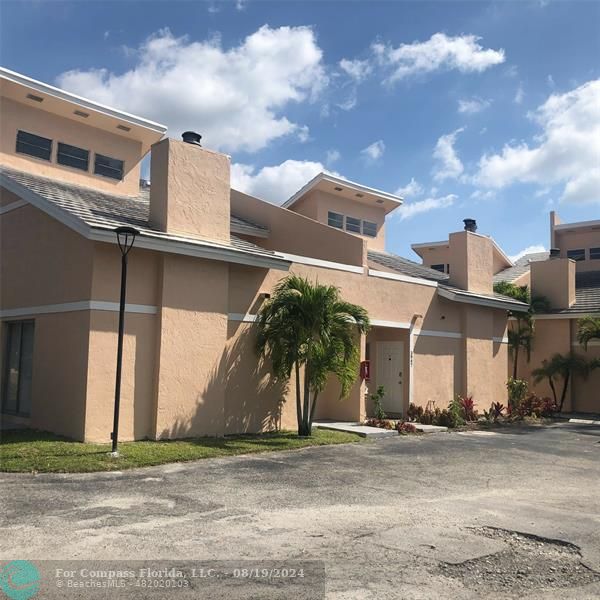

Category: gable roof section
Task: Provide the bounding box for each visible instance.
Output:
[493,251,550,284]
[368,249,529,312]
[0,167,289,271]
[283,172,403,215]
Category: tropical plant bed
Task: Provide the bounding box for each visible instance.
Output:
[364,418,419,434]
[0,429,363,473]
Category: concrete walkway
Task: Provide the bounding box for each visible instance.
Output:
[313,420,448,437]
[313,421,397,438]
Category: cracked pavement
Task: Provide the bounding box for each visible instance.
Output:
[1,422,599,598]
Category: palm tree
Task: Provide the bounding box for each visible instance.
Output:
[577,316,600,350]
[532,352,590,412]
[494,282,549,379]
[256,275,370,436]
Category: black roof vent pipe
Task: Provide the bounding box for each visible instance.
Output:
[463,218,477,233]
[182,131,202,147]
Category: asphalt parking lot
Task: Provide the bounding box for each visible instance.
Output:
[1,422,599,599]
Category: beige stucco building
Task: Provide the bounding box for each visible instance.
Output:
[2,67,594,443]
[489,214,600,413]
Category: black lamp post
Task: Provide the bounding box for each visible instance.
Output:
[111,226,139,456]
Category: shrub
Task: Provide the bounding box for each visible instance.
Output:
[448,396,467,427]
[370,385,387,420]
[456,395,478,421]
[510,393,557,419]
[491,402,505,420]
[407,403,424,422]
[365,418,396,430]
[507,377,528,412]
[397,421,417,435]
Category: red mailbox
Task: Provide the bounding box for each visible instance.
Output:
[360,360,370,381]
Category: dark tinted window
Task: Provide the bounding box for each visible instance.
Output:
[362,221,377,237]
[590,247,600,260]
[94,153,124,180]
[2,321,34,417]
[327,211,344,229]
[431,264,446,273]
[567,249,585,261]
[346,216,361,234]
[16,130,52,161]
[57,142,89,171]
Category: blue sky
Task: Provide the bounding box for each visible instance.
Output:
[2,0,599,261]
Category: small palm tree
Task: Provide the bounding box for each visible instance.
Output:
[577,316,600,350]
[256,275,370,436]
[532,352,590,412]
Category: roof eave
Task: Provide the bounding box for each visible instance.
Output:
[438,286,530,312]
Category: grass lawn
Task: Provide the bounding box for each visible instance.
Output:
[0,428,363,473]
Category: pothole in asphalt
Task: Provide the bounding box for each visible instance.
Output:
[438,526,600,595]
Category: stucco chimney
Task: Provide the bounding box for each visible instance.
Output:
[448,229,493,294]
[149,137,230,242]
[530,257,576,309]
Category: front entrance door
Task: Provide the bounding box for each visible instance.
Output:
[376,341,404,415]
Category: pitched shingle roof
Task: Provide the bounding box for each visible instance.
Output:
[493,251,549,283]
[0,166,279,262]
[368,249,449,282]
[549,271,600,314]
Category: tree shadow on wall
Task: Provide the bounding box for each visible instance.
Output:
[158,322,289,440]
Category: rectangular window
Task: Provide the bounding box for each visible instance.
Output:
[567,249,585,261]
[16,130,52,161]
[327,211,344,229]
[94,153,124,180]
[2,321,34,417]
[345,216,361,234]
[362,221,377,237]
[57,142,89,171]
[431,264,446,273]
[590,247,600,260]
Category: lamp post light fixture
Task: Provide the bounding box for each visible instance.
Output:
[110,226,139,457]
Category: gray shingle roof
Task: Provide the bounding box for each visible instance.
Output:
[368,249,529,311]
[368,249,449,282]
[1,166,275,259]
[493,251,549,283]
[549,271,600,314]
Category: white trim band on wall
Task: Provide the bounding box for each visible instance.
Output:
[0,301,158,319]
[414,329,462,339]
[228,312,258,323]
[280,252,364,274]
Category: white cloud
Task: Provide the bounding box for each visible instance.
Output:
[514,83,525,104]
[235,0,246,10]
[395,194,456,221]
[361,139,385,162]
[373,33,505,84]
[509,244,547,262]
[474,79,600,204]
[326,149,341,165]
[336,91,357,111]
[57,26,327,154]
[231,160,341,204]
[458,97,491,114]
[339,58,372,82]
[470,189,495,201]
[433,128,464,181]
[395,177,423,198]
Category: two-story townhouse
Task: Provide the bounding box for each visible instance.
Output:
[0,67,528,441]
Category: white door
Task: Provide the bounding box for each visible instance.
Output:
[376,341,404,414]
